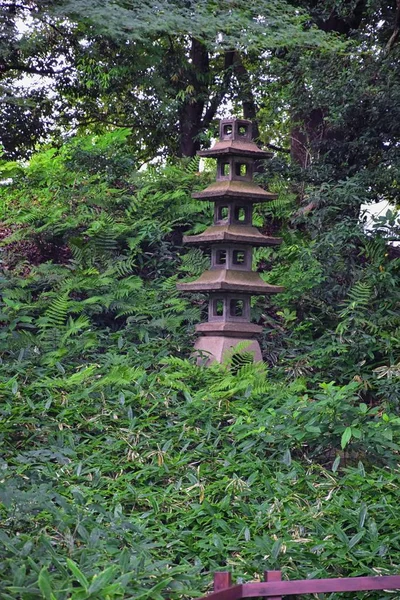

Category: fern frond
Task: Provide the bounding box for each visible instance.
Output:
[39,293,70,329]
[61,315,91,341]
[161,275,180,295]
[339,281,372,320]
[259,192,296,219]
[112,256,137,278]
[2,288,31,302]
[363,237,387,265]
[117,306,141,318]
[90,365,145,388]
[230,351,255,374]
[69,237,88,264]
[112,276,143,299]
[179,248,209,276]
[185,156,200,174]
[87,215,118,256]
[347,281,372,306]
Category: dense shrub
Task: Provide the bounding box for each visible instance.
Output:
[1,132,400,598]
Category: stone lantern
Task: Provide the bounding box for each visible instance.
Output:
[177,118,283,363]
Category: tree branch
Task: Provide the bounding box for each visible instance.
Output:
[232,50,258,122]
[35,16,69,39]
[201,49,235,130]
[266,143,290,154]
[386,0,400,52]
[0,62,72,76]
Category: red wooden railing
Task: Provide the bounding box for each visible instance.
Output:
[194,570,400,599]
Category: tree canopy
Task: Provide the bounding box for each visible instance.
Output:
[1,0,340,158]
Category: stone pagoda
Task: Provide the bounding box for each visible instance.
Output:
[177,117,283,363]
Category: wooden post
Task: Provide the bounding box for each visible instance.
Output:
[214,572,232,592]
[264,570,282,600]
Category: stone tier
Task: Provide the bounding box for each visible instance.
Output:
[183,225,282,247]
[198,139,271,159]
[192,180,277,202]
[177,269,284,294]
[196,321,262,336]
[194,335,263,363]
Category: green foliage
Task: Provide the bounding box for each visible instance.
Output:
[1,0,400,595]
[0,0,344,159]
[1,353,400,599]
[49,0,339,49]
[1,128,400,599]
[0,132,209,366]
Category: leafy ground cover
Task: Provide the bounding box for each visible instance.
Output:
[1,132,400,599]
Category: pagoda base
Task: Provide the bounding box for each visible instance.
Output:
[193,335,262,365]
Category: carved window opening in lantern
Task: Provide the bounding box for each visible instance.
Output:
[235,163,247,177]
[236,120,252,140]
[233,205,251,224]
[220,120,235,140]
[215,249,227,266]
[213,298,224,317]
[233,250,245,264]
[211,247,221,270]
[223,124,233,137]
[233,158,252,181]
[215,204,229,224]
[228,295,250,321]
[209,296,226,322]
[231,247,252,270]
[219,162,231,179]
[230,299,244,316]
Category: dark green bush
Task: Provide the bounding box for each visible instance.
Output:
[1,131,400,599]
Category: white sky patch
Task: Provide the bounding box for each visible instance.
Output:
[13,15,74,99]
[15,15,33,38]
[361,200,400,246]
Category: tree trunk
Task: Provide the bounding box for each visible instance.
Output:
[232,51,260,140]
[179,102,204,157]
[178,38,208,157]
[289,1,367,203]
[290,108,325,168]
[178,41,235,157]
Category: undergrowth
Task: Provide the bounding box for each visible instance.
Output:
[1,131,400,599]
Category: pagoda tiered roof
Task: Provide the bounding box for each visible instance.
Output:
[176,269,284,294]
[193,180,277,202]
[198,139,271,159]
[183,224,282,247]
